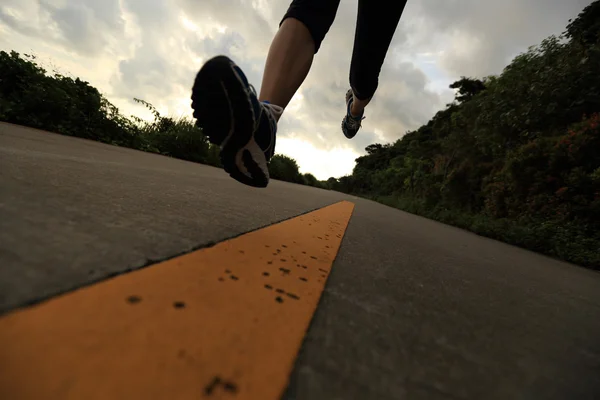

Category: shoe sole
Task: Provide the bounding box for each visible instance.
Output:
[191,55,269,188]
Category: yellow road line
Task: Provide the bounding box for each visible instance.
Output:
[0,201,355,400]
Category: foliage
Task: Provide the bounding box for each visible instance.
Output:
[449,77,487,104]
[132,98,221,165]
[0,50,221,167]
[268,154,305,184]
[565,0,600,47]
[301,172,328,189]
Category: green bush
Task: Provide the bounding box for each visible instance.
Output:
[0,50,222,167]
[268,154,304,184]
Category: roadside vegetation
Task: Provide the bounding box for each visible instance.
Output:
[1,1,598,268]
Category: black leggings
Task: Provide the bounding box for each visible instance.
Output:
[281,0,408,100]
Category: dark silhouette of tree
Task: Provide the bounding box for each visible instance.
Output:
[565,0,600,47]
[449,77,487,104]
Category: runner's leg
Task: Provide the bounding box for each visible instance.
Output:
[191,0,342,187]
[349,0,408,115]
[259,0,341,112]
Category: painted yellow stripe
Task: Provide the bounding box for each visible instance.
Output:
[0,201,354,400]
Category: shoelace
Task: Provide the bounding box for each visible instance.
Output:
[346,113,366,130]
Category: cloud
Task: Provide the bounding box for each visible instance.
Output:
[0,0,125,56]
[407,0,593,77]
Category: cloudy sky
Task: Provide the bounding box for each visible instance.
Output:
[0,0,592,179]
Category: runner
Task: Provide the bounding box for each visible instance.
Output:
[191,0,408,187]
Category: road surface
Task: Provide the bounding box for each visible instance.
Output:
[1,122,600,399]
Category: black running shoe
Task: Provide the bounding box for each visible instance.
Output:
[191,55,280,188]
[341,89,365,139]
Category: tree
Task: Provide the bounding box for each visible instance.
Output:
[449,77,487,104]
[268,154,304,184]
[302,173,318,187]
[565,0,600,47]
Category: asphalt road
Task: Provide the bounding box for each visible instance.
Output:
[2,122,600,399]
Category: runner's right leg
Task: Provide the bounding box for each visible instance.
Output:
[259,0,341,109]
[191,0,340,187]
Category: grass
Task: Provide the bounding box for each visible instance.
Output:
[370,194,600,269]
